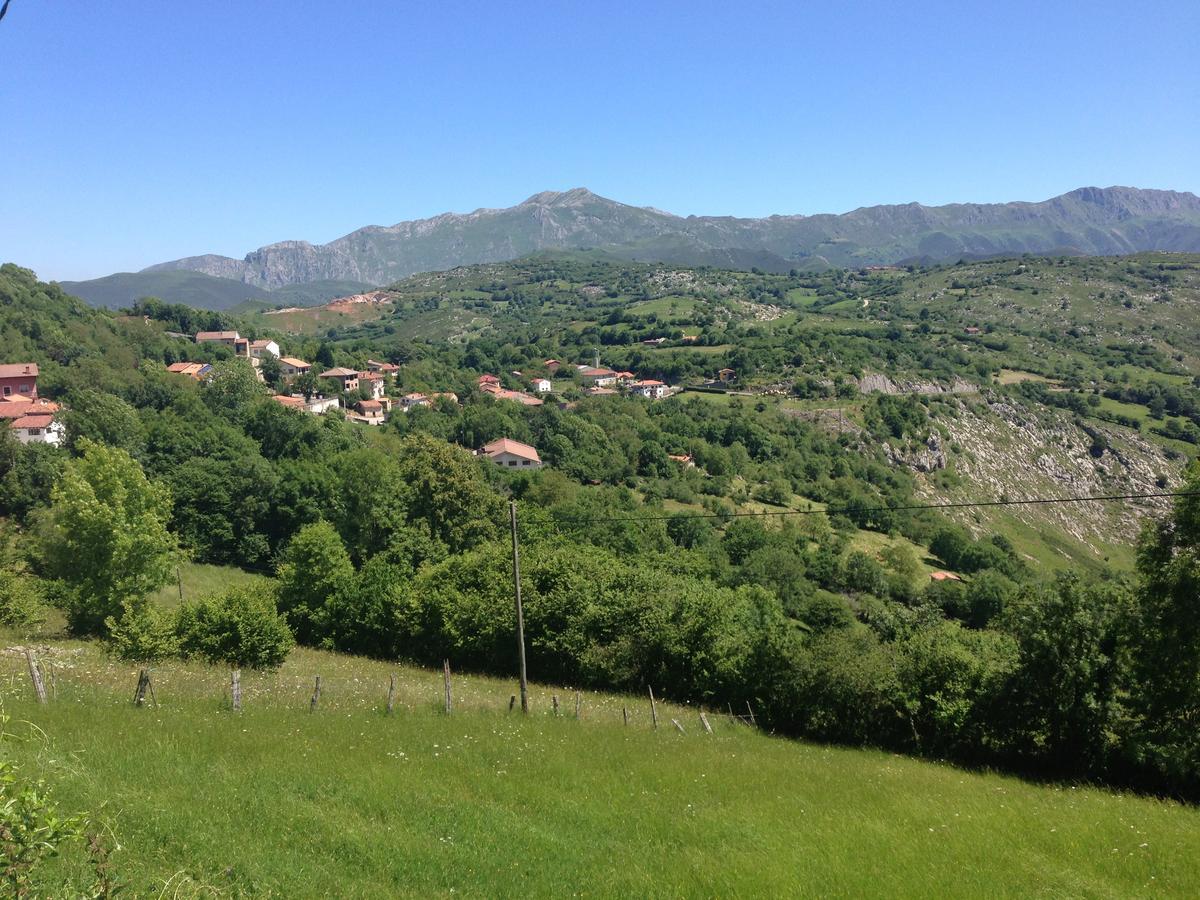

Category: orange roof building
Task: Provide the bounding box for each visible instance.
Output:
[478,438,542,469]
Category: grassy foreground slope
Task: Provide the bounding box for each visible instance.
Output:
[2,645,1198,897]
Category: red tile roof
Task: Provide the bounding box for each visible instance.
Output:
[0,363,39,379]
[0,400,59,420]
[195,331,240,341]
[930,571,962,582]
[166,362,211,378]
[11,414,55,429]
[480,438,541,463]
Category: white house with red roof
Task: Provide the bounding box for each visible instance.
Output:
[357,371,387,400]
[271,394,339,414]
[628,379,668,399]
[249,339,280,359]
[478,438,542,469]
[579,367,618,387]
[401,392,430,411]
[279,357,311,378]
[531,377,552,394]
[0,381,61,445]
[11,411,63,445]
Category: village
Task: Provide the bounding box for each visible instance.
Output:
[3,330,715,473]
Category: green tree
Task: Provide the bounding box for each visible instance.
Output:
[62,389,144,455]
[202,358,267,413]
[394,432,503,552]
[176,584,294,670]
[276,520,354,645]
[1127,464,1200,788]
[259,353,283,388]
[331,448,410,563]
[38,441,177,635]
[666,512,712,549]
[292,369,320,400]
[1,443,65,524]
[996,575,1128,773]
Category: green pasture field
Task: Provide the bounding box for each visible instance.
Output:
[1,643,1198,897]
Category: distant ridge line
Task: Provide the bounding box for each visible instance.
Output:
[79,185,1200,300]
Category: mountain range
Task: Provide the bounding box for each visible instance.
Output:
[61,186,1200,309]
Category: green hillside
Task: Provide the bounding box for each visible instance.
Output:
[3,644,1198,897]
[60,271,375,312]
[4,255,1200,898]
[59,269,270,310]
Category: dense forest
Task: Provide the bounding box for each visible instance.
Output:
[3,256,1200,799]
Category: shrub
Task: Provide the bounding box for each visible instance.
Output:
[176,585,293,670]
[104,598,179,662]
[0,569,45,633]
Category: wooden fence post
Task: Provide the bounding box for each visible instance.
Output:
[508,695,516,713]
[309,675,321,713]
[133,669,151,707]
[231,668,242,711]
[745,701,757,728]
[551,694,560,715]
[622,706,628,727]
[671,718,685,734]
[442,659,452,715]
[24,649,47,705]
[700,712,713,735]
[648,686,659,730]
[386,674,396,714]
[574,691,582,720]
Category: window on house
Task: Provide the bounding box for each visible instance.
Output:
[522,460,530,466]
[2,386,10,396]
[27,428,41,435]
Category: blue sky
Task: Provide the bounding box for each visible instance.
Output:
[3,0,1198,280]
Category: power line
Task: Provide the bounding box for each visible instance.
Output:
[553,490,1200,526]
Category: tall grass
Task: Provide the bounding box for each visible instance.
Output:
[2,643,1198,897]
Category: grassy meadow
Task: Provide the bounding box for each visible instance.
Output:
[2,642,1199,897]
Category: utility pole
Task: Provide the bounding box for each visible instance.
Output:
[510,500,529,713]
